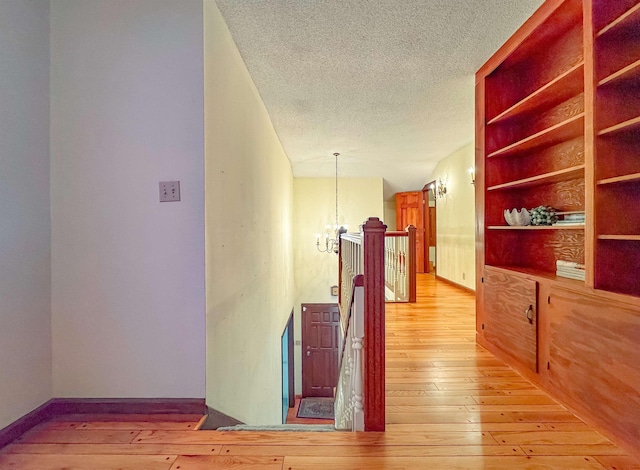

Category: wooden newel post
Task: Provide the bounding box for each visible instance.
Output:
[406,225,417,303]
[362,217,387,431]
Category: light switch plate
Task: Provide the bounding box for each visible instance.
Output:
[159,181,180,202]
[331,285,339,296]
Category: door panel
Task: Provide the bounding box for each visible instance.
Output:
[548,287,640,447]
[482,267,538,373]
[396,191,426,273]
[302,304,340,397]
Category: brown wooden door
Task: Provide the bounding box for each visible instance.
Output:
[301,303,340,397]
[396,191,425,273]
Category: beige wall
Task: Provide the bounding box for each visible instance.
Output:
[428,143,476,290]
[0,0,52,429]
[50,0,206,398]
[293,177,384,394]
[384,196,397,231]
[204,0,295,425]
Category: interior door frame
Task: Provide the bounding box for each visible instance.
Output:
[287,313,294,408]
[423,182,436,274]
[281,311,295,423]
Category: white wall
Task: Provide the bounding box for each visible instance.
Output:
[429,143,476,290]
[0,0,52,429]
[50,0,206,398]
[204,0,295,425]
[293,177,384,394]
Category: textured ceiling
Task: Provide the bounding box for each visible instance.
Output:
[215,0,544,198]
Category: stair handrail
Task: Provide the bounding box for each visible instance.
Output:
[337,274,365,377]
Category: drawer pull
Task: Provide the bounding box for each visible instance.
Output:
[525,305,534,324]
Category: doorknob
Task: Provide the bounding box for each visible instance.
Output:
[306,351,310,356]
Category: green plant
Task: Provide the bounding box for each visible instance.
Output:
[529,205,557,226]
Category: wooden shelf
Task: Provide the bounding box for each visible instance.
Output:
[486,264,584,285]
[597,3,640,38]
[489,225,584,230]
[488,114,584,158]
[487,165,584,191]
[488,63,584,125]
[598,115,640,136]
[597,172,640,186]
[598,234,640,241]
[599,58,640,87]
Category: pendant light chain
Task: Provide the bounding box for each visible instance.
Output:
[315,152,342,254]
[334,152,339,229]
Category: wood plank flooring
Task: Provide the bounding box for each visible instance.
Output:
[1,274,638,469]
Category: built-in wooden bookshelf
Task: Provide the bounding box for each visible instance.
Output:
[593,0,640,298]
[481,0,585,278]
[476,0,640,458]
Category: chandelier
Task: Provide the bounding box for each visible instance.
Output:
[316,152,345,253]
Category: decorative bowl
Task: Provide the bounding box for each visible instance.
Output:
[504,208,531,226]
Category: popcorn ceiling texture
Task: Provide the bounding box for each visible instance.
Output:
[215,0,543,197]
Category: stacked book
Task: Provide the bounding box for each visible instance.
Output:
[556,260,585,281]
[554,212,585,226]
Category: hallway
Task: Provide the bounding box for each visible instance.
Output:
[387,274,578,429]
[0,275,638,469]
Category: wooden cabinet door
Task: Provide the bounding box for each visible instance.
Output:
[482,267,538,373]
[548,287,640,446]
[395,191,425,273]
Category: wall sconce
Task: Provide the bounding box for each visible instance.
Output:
[429,179,447,199]
[435,177,447,199]
[468,167,476,185]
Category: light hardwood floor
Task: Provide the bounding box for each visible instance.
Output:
[1,274,638,469]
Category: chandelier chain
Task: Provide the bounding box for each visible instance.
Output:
[316,152,342,254]
[334,152,339,228]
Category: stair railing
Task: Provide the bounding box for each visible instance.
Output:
[334,275,364,431]
[384,225,417,302]
[335,217,386,431]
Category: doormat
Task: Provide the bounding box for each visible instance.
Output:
[296,397,334,420]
